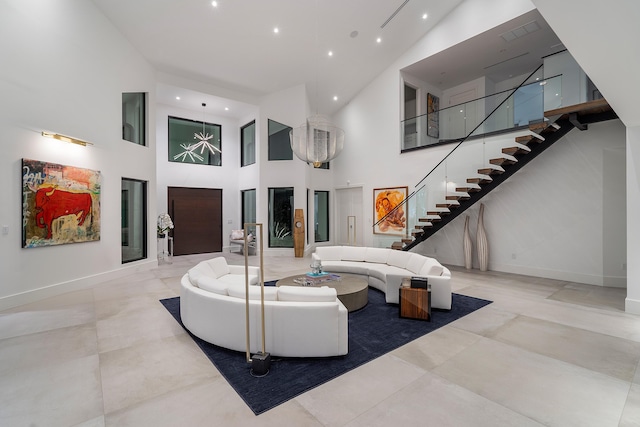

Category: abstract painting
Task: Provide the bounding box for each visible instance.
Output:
[22,158,101,248]
[427,93,440,139]
[373,187,408,235]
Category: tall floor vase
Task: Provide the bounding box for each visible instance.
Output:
[463,215,472,270]
[476,203,489,272]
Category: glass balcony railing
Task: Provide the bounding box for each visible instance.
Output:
[374,66,564,249]
[401,73,563,151]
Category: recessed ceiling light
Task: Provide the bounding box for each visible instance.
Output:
[273,27,279,34]
[176,96,181,100]
[422,13,428,20]
[376,37,382,43]
[224,107,229,111]
[211,1,217,7]
[333,96,338,101]
[328,51,333,57]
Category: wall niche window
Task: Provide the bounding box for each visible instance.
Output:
[268,187,293,247]
[168,116,222,166]
[122,92,146,145]
[241,188,256,234]
[314,190,329,242]
[241,120,256,166]
[268,119,293,161]
[122,178,147,263]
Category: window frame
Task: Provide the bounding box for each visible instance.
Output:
[241,120,256,167]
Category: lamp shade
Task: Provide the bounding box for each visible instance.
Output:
[290,115,344,167]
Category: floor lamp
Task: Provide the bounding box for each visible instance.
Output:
[243,223,270,376]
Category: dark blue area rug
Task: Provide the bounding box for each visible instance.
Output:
[160,284,491,415]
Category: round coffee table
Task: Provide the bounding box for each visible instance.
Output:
[276,273,368,312]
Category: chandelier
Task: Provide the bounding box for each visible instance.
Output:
[290,114,344,168]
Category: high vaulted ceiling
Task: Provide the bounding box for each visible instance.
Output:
[92,0,562,119]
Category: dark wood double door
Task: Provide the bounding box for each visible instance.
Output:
[168,187,222,256]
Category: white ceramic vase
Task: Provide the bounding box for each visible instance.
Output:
[477,203,489,272]
[463,215,472,269]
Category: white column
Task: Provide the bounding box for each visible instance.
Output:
[626,125,640,314]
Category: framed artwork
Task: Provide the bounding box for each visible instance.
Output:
[22,158,101,248]
[427,93,440,138]
[373,186,408,235]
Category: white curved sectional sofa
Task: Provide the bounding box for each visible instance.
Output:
[180,257,348,357]
[313,246,452,310]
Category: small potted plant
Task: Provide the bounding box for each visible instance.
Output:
[157,213,174,238]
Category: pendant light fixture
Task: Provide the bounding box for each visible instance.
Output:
[289,0,344,168]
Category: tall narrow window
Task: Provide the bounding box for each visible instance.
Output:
[314,190,329,242]
[168,116,222,166]
[241,121,256,166]
[268,119,293,161]
[241,188,256,234]
[122,92,146,145]
[122,178,147,263]
[268,187,293,247]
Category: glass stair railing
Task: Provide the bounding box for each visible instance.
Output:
[373,66,565,249]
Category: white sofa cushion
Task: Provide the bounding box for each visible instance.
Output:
[418,257,445,276]
[188,263,213,284]
[406,253,428,274]
[386,249,412,269]
[341,246,366,262]
[203,257,230,278]
[227,284,278,301]
[315,246,343,261]
[278,286,337,302]
[364,247,390,264]
[322,260,369,275]
[367,264,410,282]
[196,276,228,295]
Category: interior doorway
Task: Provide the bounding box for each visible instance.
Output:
[168,187,222,255]
[335,186,363,246]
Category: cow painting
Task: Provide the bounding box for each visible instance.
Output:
[34,187,92,239]
[22,158,101,248]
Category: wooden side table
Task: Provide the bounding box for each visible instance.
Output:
[399,286,431,321]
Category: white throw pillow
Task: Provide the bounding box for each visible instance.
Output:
[364,247,389,264]
[277,286,337,302]
[230,229,244,240]
[203,257,230,278]
[341,246,366,261]
[196,276,228,295]
[315,246,342,261]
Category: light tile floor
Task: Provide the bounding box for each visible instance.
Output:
[1,252,639,426]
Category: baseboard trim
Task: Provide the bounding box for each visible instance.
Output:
[625,297,640,315]
[0,259,157,311]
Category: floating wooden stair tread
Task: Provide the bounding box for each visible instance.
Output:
[402,238,414,244]
[502,142,531,156]
[428,210,449,216]
[391,242,404,250]
[446,195,461,201]
[478,164,505,175]
[467,174,492,184]
[437,203,459,209]
[544,98,611,119]
[457,185,480,193]
[415,223,432,229]
[450,191,470,200]
[528,122,548,132]
[490,154,517,166]
[419,216,441,222]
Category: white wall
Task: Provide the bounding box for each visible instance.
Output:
[156,104,251,249]
[332,0,536,247]
[0,0,157,309]
[414,120,626,287]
